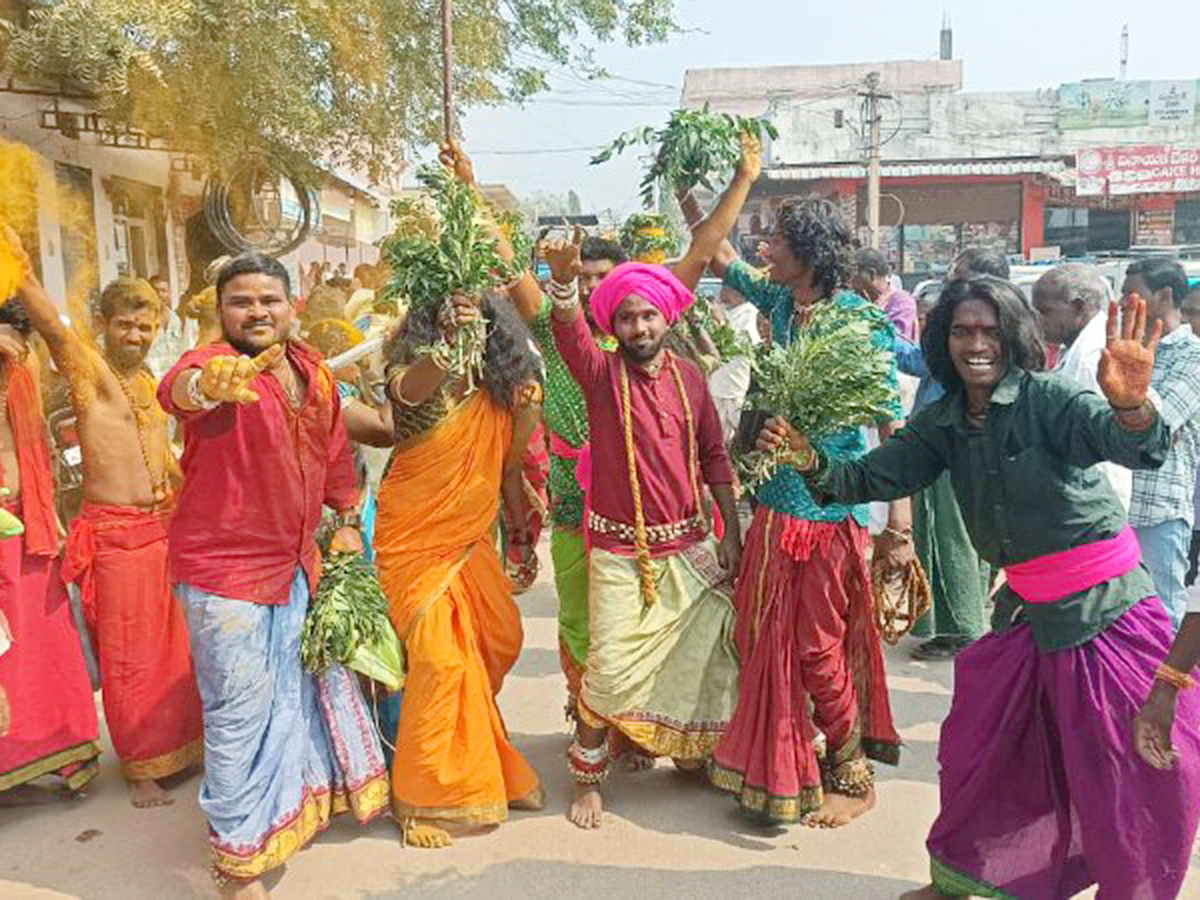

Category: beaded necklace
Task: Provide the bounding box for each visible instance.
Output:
[113,366,169,507]
[618,352,705,606]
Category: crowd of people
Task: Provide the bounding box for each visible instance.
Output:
[1,133,1199,900]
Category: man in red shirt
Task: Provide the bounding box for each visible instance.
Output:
[550,256,742,830]
[158,254,388,899]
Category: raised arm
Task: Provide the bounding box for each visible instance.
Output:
[677,191,738,280]
[1047,299,1169,469]
[547,230,607,388]
[672,135,761,290]
[438,140,542,323]
[2,224,96,388]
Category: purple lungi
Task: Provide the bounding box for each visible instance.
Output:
[928,598,1200,899]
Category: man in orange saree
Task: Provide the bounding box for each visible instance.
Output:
[374,287,544,849]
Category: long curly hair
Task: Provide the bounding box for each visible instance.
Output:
[775,197,853,298]
[923,276,1047,392]
[386,293,542,411]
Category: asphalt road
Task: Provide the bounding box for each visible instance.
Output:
[1,541,1195,899]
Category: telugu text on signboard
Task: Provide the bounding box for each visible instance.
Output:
[1077,145,1200,196]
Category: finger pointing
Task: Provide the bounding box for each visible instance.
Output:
[253,343,285,372]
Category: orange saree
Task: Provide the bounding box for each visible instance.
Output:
[374,391,540,825]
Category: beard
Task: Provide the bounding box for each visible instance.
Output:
[106,342,149,373]
[224,323,286,357]
[618,333,665,365]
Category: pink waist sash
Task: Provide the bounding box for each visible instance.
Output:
[1004,525,1141,605]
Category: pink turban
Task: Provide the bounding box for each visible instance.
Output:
[587,262,694,336]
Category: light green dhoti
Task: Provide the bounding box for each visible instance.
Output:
[578,537,740,761]
[552,527,589,697]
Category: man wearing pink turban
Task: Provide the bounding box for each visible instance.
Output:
[543,134,763,832]
[586,263,695,337]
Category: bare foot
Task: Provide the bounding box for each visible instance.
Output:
[128,778,174,808]
[225,878,270,899]
[899,885,962,899]
[510,785,545,811]
[568,782,603,829]
[404,821,453,849]
[802,787,876,829]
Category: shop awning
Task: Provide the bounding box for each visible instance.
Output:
[762,158,1069,181]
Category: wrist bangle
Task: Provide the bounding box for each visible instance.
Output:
[186,371,220,410]
[883,526,913,541]
[548,279,578,308]
[1155,663,1196,691]
[781,446,818,473]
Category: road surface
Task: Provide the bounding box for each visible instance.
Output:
[1,541,1195,899]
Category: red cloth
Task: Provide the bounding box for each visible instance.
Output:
[158,341,359,604]
[551,309,733,557]
[0,378,100,789]
[711,508,900,821]
[3,363,56,556]
[63,502,203,780]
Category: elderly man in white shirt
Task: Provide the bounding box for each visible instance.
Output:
[1032,262,1133,510]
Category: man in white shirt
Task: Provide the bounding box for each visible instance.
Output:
[1032,263,1132,510]
[708,285,762,442]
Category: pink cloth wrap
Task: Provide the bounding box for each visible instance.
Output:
[1004,525,1142,605]
[587,262,694,336]
[550,431,594,549]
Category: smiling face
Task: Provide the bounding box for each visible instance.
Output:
[949,298,1007,397]
[219,273,295,355]
[102,307,159,372]
[762,228,807,286]
[612,294,668,365]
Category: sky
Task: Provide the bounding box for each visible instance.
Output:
[455,0,1200,220]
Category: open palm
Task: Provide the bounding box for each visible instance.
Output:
[1097,296,1162,410]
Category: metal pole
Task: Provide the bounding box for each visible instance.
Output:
[864,72,883,250]
[442,0,455,140]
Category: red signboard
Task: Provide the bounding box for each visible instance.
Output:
[1077,145,1200,196]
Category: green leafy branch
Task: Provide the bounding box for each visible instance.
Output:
[591,105,778,209]
[737,302,895,491]
[381,165,527,386]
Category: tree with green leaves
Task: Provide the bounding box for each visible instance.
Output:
[0,0,678,183]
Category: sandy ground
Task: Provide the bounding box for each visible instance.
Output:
[1,539,1197,900]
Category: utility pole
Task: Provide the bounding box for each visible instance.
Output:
[860,72,889,250]
[442,0,456,140]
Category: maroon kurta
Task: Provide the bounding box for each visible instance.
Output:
[552,309,733,557]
